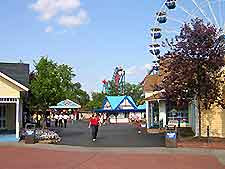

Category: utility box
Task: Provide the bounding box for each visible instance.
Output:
[165,125,177,148]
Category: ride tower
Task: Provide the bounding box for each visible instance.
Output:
[102,79,109,94]
[113,66,125,95]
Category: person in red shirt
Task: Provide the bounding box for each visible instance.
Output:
[88,113,101,141]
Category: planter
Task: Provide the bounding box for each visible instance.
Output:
[147,128,165,134]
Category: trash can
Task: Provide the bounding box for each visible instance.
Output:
[24,123,36,144]
[25,130,35,144]
[165,125,177,148]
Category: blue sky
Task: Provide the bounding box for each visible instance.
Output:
[0,0,224,93]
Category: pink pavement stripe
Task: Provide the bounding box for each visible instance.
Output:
[0,147,224,169]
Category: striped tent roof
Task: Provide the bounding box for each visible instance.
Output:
[50,99,81,109]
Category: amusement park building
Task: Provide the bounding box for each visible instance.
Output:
[0,63,29,141]
[96,96,145,123]
[141,73,225,138]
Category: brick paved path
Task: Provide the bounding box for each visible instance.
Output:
[0,146,224,169]
[59,121,165,147]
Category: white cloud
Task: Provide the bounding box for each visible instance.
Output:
[126,66,138,75]
[30,0,80,20]
[45,26,53,32]
[145,64,152,70]
[126,64,153,77]
[58,9,88,28]
[30,0,89,31]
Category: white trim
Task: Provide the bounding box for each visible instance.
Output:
[146,101,150,129]
[16,98,19,139]
[0,96,19,98]
[0,72,29,91]
[0,98,18,103]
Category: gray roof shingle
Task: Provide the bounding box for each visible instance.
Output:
[0,62,29,87]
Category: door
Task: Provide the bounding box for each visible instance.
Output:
[0,104,6,129]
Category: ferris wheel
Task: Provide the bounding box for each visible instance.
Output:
[149,0,225,61]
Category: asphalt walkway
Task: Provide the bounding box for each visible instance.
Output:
[58,121,165,147]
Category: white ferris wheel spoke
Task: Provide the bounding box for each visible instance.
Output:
[217,0,225,29]
[223,0,225,32]
[177,3,196,19]
[206,0,220,28]
[167,16,184,24]
[164,29,180,34]
[218,0,222,28]
[223,1,225,27]
[191,0,213,24]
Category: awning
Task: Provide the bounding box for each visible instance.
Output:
[50,99,81,109]
[144,90,166,101]
[137,104,146,110]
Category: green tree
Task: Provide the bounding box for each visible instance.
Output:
[29,56,89,111]
[124,83,144,105]
[107,80,119,96]
[105,80,144,105]
[86,92,106,110]
[68,82,90,108]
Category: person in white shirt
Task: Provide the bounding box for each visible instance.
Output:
[54,113,59,127]
[58,113,63,128]
[63,113,69,128]
[70,114,74,125]
[100,114,104,125]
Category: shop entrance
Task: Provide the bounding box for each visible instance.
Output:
[0,104,6,129]
[0,103,16,133]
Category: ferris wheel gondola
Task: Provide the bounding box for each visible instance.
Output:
[157,11,167,24]
[165,0,177,9]
[149,43,160,56]
[150,0,225,63]
[151,28,162,39]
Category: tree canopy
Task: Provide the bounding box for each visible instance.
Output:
[160,18,225,136]
[86,92,106,110]
[29,57,89,111]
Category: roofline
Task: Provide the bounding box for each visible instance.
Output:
[0,72,29,91]
[144,98,166,101]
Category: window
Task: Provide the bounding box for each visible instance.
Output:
[168,109,189,123]
[0,104,6,129]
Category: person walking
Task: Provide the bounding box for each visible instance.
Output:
[37,113,42,128]
[103,113,107,125]
[70,114,74,125]
[59,113,63,128]
[88,113,101,142]
[100,114,104,125]
[46,115,51,128]
[63,113,69,128]
[54,113,59,127]
[136,119,142,134]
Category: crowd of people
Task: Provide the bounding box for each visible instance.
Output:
[24,110,145,142]
[27,110,81,129]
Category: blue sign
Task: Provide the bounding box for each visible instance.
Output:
[166,132,176,139]
[26,130,34,136]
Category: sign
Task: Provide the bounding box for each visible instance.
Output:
[26,130,34,135]
[64,100,72,106]
[168,120,178,126]
[166,132,176,139]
